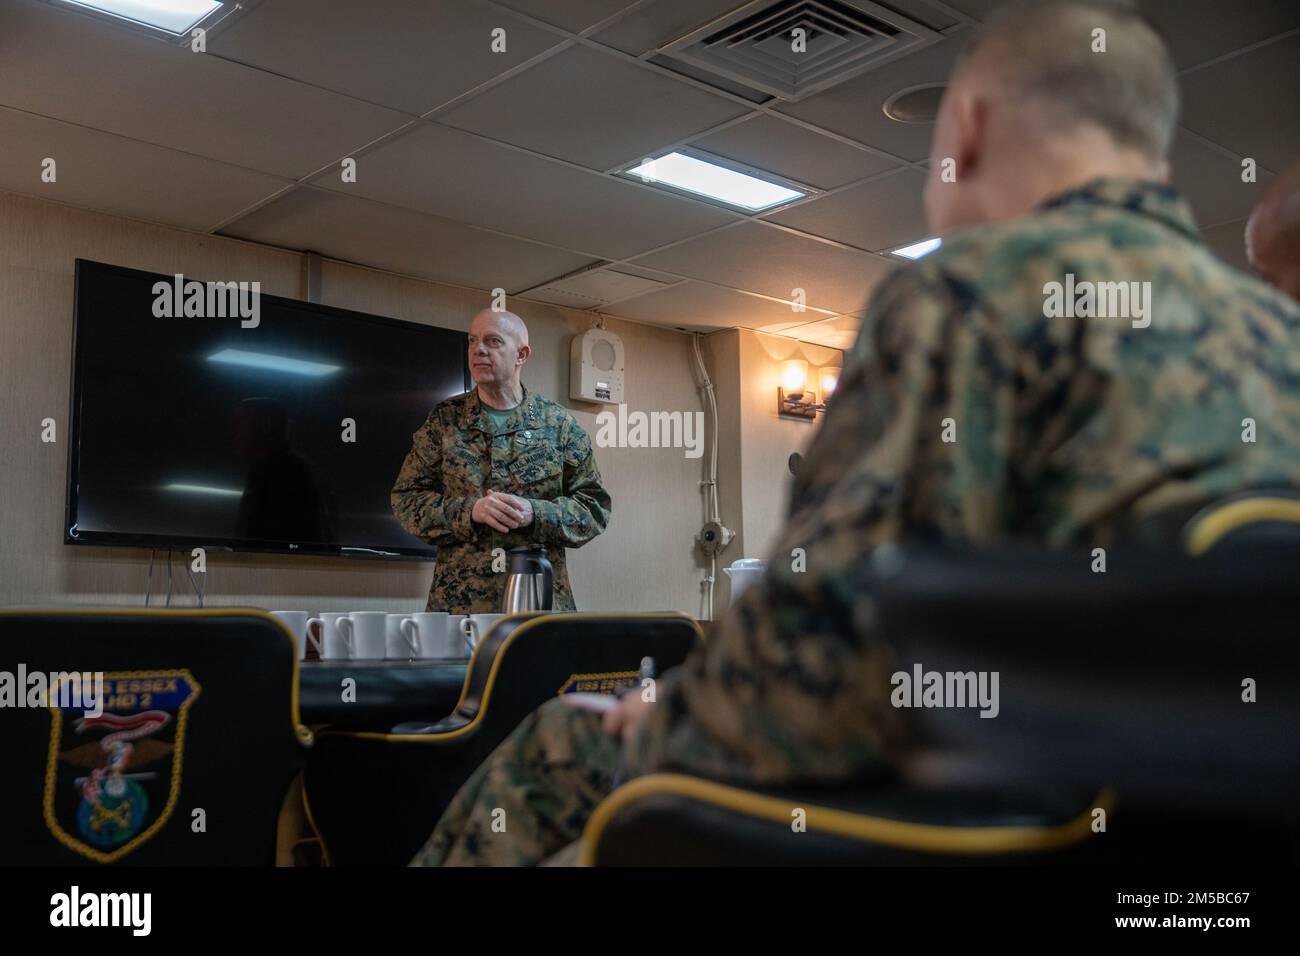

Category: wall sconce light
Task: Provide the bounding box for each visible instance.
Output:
[776,359,816,419]
[780,359,807,392]
[819,366,840,399]
[779,362,841,419]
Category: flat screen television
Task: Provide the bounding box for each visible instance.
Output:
[65,259,471,560]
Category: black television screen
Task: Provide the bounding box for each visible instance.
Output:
[65,259,470,560]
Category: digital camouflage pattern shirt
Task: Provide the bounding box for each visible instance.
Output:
[392,386,611,613]
[626,177,1300,786]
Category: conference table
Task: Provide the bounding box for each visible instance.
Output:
[296,618,712,730]
[298,658,469,730]
[295,612,532,730]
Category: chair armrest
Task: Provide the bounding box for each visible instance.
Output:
[388,714,473,736]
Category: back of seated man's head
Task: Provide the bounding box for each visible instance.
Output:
[924,0,1179,233]
[1246,161,1300,302]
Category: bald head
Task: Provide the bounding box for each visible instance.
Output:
[925,0,1179,233]
[468,308,531,403]
[1246,162,1300,301]
[958,1,1178,161]
[471,308,529,348]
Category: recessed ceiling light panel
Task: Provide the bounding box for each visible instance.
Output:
[622,150,810,213]
[889,237,943,260]
[46,0,252,42]
[57,0,223,34]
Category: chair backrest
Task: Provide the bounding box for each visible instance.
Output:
[449,611,703,737]
[306,612,703,866]
[0,609,309,865]
[868,546,1300,822]
[584,774,1109,866]
[371,611,704,745]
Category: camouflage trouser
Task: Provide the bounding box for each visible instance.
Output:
[410,696,621,866]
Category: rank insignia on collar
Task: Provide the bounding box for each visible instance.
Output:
[43,670,201,864]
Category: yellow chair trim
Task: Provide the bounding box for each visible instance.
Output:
[1185,498,1300,555]
[333,612,703,744]
[580,773,1114,865]
[301,781,331,867]
[0,606,310,746]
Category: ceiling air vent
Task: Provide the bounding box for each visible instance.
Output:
[657,0,940,102]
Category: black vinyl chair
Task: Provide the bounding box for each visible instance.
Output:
[303,611,703,866]
[584,492,1300,866]
[0,608,311,866]
[584,775,1110,866]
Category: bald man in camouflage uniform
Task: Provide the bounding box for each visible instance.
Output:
[412,0,1300,865]
[393,309,610,613]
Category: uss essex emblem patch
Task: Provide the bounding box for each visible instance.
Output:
[556,670,638,696]
[43,670,200,863]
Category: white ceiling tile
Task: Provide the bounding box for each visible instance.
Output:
[1178,34,1300,174]
[931,0,1005,22]
[437,44,750,170]
[209,0,568,115]
[1142,0,1300,70]
[1169,131,1276,230]
[785,313,864,351]
[0,106,290,232]
[592,0,750,56]
[690,114,901,189]
[519,264,676,309]
[631,221,892,314]
[775,27,969,162]
[888,0,964,30]
[605,280,830,331]
[879,0,1300,73]
[1201,219,1252,274]
[0,0,409,178]
[756,323,806,336]
[606,261,685,283]
[489,0,642,34]
[219,187,596,292]
[765,168,929,253]
[308,122,738,259]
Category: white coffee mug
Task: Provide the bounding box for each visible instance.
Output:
[400,612,453,658]
[307,612,350,660]
[386,614,416,659]
[338,611,387,660]
[445,616,467,657]
[270,610,322,661]
[460,613,504,654]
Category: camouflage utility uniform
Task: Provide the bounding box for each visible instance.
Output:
[413,178,1300,865]
[392,386,611,613]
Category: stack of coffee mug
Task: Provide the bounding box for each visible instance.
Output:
[269,610,505,661]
